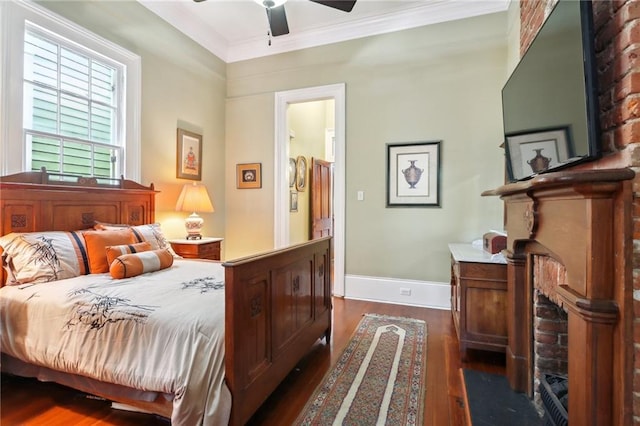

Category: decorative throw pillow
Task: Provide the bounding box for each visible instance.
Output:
[109,249,174,279]
[105,241,152,266]
[84,229,136,273]
[0,230,90,285]
[94,222,179,257]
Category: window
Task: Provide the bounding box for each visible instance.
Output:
[1,1,141,180]
[24,26,122,178]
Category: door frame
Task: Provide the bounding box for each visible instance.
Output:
[274,83,346,296]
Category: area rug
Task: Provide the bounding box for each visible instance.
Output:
[294,313,427,426]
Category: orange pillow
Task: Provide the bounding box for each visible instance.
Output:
[105,241,151,266]
[84,229,136,273]
[109,249,174,279]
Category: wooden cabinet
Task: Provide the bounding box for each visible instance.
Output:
[449,243,507,359]
[169,237,223,260]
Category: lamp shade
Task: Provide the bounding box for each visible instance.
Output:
[175,183,214,240]
[175,183,214,214]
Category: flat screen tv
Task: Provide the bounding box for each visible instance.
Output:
[502,0,601,182]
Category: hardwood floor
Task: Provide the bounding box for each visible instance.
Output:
[0,297,505,425]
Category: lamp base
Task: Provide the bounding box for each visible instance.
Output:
[185,212,204,240]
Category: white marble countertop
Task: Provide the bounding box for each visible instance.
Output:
[448,243,507,264]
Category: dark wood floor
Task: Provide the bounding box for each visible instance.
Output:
[0,297,505,425]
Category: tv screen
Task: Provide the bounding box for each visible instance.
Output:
[502,0,601,181]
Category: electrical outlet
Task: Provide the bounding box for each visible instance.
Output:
[400,287,411,296]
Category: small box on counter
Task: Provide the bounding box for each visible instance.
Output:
[483,231,506,254]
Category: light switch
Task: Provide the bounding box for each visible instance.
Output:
[357,191,364,201]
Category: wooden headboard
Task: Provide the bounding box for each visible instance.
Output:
[0,168,157,235]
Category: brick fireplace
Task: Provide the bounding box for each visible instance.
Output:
[532,256,569,415]
[490,1,640,424]
[484,169,635,425]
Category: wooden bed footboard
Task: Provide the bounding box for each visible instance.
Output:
[0,169,333,425]
[223,236,332,426]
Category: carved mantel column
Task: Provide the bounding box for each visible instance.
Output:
[482,168,634,426]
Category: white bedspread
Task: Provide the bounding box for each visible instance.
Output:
[0,259,231,426]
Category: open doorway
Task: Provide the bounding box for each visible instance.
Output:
[274,84,345,296]
[287,99,334,244]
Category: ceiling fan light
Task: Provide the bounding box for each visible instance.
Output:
[253,0,287,9]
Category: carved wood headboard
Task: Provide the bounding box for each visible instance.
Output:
[0,169,157,286]
[0,169,157,235]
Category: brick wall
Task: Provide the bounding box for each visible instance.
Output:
[520,1,640,424]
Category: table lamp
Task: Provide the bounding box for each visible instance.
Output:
[175,182,214,240]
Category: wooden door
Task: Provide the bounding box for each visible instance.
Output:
[310,158,333,239]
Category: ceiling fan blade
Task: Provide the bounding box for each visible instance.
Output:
[308,0,357,12]
[267,4,289,37]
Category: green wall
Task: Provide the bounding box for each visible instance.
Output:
[35,2,508,286]
[225,12,508,283]
[36,1,228,244]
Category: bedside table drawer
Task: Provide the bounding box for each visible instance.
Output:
[169,238,222,261]
[194,242,219,259]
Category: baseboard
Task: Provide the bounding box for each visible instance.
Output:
[344,274,450,310]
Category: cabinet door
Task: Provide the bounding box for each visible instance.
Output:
[272,258,313,354]
[450,259,460,313]
[314,251,330,317]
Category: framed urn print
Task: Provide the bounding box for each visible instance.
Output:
[176,128,202,181]
[386,141,441,207]
[505,127,572,181]
[236,163,262,189]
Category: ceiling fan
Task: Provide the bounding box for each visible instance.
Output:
[194,0,357,38]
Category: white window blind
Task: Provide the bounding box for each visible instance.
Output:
[23,26,122,178]
[1,1,141,180]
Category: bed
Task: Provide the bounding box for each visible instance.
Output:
[0,169,333,426]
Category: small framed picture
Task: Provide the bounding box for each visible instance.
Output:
[386,141,441,207]
[505,127,572,181]
[289,158,297,188]
[176,128,202,181]
[290,191,298,212]
[236,163,262,189]
[296,156,307,192]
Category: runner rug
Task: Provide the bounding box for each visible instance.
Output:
[294,313,427,426]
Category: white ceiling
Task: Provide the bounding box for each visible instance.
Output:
[138,0,509,63]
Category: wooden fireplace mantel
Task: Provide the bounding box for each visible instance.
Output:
[482,168,635,426]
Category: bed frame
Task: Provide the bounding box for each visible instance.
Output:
[0,169,333,426]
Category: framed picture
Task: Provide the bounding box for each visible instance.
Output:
[505,127,572,181]
[290,191,298,212]
[386,141,441,207]
[176,128,202,181]
[236,163,262,189]
[295,156,307,192]
[289,157,297,188]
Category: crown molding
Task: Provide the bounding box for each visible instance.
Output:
[139,0,509,63]
[138,0,231,60]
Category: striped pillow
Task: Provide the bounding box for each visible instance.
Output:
[106,242,152,266]
[109,249,174,279]
[94,222,179,258]
[0,231,90,285]
[83,229,137,274]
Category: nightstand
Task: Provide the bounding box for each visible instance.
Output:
[169,237,223,260]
